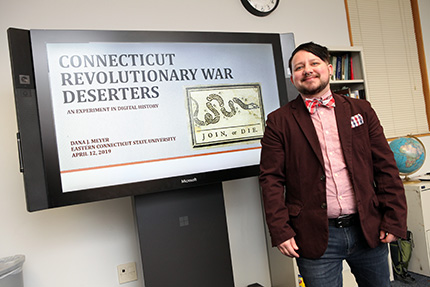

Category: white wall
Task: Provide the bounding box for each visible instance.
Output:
[4,0,424,287]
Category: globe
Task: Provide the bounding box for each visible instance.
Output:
[389,136,426,181]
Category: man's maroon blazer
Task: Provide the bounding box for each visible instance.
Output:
[259,92,407,259]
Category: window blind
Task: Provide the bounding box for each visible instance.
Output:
[347,0,428,137]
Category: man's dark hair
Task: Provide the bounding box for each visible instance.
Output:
[288,42,330,73]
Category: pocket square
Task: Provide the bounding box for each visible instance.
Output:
[351,114,364,128]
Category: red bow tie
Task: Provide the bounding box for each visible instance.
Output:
[304,95,335,114]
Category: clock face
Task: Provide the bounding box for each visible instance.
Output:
[241,0,279,16]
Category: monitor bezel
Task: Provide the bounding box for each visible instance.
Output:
[8,28,288,211]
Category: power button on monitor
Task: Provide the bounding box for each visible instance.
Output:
[17,88,33,98]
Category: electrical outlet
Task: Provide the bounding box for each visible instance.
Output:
[117,262,137,284]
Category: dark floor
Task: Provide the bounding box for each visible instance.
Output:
[391,272,430,286]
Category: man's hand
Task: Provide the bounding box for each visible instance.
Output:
[277,237,300,258]
[379,230,398,243]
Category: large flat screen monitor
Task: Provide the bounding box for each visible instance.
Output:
[8,28,288,211]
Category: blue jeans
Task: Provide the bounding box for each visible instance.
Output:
[296,224,390,287]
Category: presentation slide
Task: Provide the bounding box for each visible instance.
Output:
[44,42,280,192]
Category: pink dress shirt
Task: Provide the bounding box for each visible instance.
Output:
[303,91,357,218]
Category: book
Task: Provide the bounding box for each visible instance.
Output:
[341,55,346,80]
[350,89,360,99]
[335,56,342,80]
[343,53,350,80]
[349,55,354,80]
[330,56,337,81]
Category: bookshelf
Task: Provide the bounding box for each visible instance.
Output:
[328,47,368,101]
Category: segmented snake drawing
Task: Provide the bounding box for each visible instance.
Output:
[192,93,259,126]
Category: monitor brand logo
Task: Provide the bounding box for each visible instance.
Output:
[181,177,197,184]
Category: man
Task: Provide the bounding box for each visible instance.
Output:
[259,42,407,287]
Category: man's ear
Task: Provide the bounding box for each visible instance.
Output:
[328,64,334,76]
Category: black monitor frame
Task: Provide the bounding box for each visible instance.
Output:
[8,28,288,211]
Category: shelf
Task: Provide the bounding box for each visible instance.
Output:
[331,79,364,85]
[328,46,368,100]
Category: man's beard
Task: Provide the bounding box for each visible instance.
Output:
[297,77,330,96]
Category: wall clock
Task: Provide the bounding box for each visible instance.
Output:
[241,0,280,17]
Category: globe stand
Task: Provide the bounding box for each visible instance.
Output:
[402,174,421,184]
